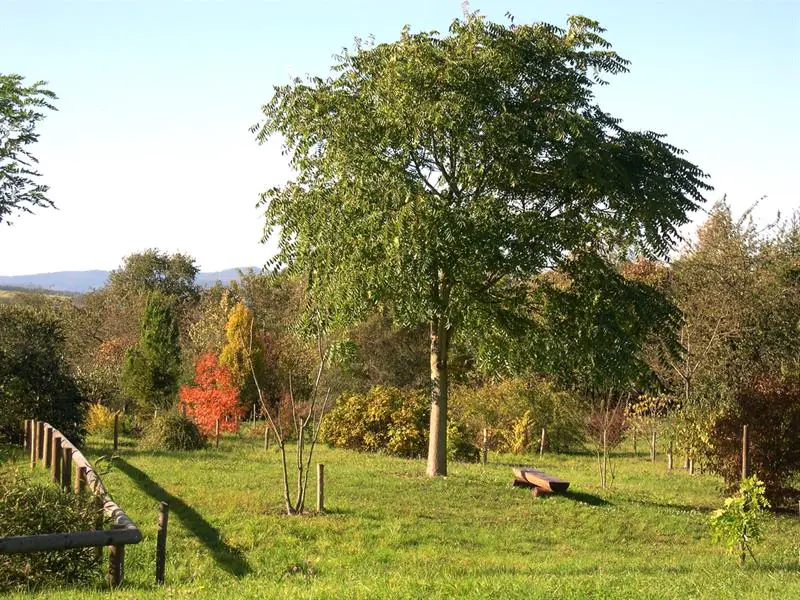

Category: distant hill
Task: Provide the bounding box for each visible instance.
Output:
[0,268,257,294]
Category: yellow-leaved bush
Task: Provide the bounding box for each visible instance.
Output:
[320,386,428,458]
[84,403,116,436]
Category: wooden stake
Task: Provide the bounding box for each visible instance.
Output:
[27,420,35,468]
[667,440,673,471]
[113,412,119,453]
[481,428,488,466]
[539,427,546,458]
[51,434,62,484]
[43,426,53,469]
[689,457,695,475]
[742,424,750,479]
[61,446,73,492]
[36,421,45,462]
[75,465,87,494]
[650,430,656,462]
[264,427,270,450]
[316,463,325,513]
[215,419,220,448]
[108,541,125,587]
[155,502,169,584]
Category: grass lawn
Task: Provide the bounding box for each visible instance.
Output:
[3,430,800,599]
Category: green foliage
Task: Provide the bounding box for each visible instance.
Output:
[108,249,200,305]
[0,471,105,591]
[710,476,770,565]
[320,386,428,458]
[446,418,479,463]
[122,291,182,412]
[255,12,709,475]
[0,304,85,444]
[140,409,207,451]
[0,73,57,225]
[450,377,585,454]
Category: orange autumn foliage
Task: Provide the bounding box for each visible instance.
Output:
[179,353,243,436]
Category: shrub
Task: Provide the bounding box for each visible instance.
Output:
[447,419,480,463]
[179,353,243,437]
[0,305,86,445]
[710,476,770,565]
[708,377,800,505]
[0,471,106,591]
[140,410,207,451]
[450,377,585,454]
[321,386,429,458]
[84,403,116,436]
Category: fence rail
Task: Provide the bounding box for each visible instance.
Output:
[0,420,142,586]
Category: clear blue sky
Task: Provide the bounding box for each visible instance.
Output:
[1,0,797,275]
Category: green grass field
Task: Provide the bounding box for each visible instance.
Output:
[4,432,800,599]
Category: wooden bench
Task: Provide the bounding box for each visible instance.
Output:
[512,467,570,497]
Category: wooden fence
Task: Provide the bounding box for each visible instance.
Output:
[0,420,142,586]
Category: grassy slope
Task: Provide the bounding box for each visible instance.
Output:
[6,433,800,600]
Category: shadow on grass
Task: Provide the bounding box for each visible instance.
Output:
[113,458,252,578]
[562,489,611,507]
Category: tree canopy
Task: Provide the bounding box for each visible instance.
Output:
[0,74,57,226]
[255,12,710,476]
[108,249,200,304]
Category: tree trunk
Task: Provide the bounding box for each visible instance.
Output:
[426,318,448,477]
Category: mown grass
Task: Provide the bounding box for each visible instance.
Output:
[4,431,800,599]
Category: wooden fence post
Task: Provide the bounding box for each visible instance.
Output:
[37,421,45,462]
[113,412,119,453]
[27,420,35,468]
[264,427,270,450]
[316,463,325,513]
[94,495,104,560]
[155,502,169,584]
[742,424,750,479]
[539,428,546,458]
[667,440,673,471]
[61,446,73,492]
[108,539,125,587]
[75,465,87,494]
[688,457,695,475]
[481,428,488,466]
[43,426,53,469]
[51,433,62,485]
[650,430,656,462]
[215,419,220,448]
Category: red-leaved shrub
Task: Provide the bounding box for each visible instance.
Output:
[179,353,243,436]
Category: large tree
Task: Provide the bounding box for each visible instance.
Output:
[0,74,57,226]
[255,13,710,476]
[108,249,200,305]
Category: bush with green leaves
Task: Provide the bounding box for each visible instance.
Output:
[447,419,480,463]
[320,386,428,458]
[449,377,585,455]
[0,304,86,444]
[710,476,770,565]
[0,470,106,591]
[140,410,207,451]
